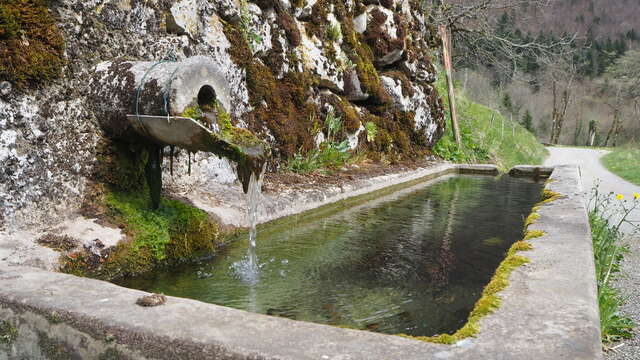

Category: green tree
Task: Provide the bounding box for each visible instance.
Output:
[521,110,534,133]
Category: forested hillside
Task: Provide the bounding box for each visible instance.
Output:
[442,0,640,147]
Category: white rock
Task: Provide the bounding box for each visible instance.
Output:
[353,12,368,34]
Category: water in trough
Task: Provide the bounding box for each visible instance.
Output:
[117,175,543,337]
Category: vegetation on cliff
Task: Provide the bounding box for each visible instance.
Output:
[224,0,443,168]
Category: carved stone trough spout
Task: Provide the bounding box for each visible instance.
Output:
[90,56,270,208]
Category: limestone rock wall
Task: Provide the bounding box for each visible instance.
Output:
[0,0,444,231]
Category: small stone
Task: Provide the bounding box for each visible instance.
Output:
[136,293,167,307]
[0,81,12,96]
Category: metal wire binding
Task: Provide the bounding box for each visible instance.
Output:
[134,51,180,133]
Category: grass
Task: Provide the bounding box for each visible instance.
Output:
[589,185,639,343]
[601,147,640,186]
[433,70,548,171]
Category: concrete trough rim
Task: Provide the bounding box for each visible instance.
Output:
[0,164,602,359]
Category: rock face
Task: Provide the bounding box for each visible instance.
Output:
[0,0,444,231]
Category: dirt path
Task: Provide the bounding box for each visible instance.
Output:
[545,146,640,359]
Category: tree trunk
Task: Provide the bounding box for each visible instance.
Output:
[553,89,571,144]
[550,80,558,144]
[604,108,621,147]
[440,25,462,146]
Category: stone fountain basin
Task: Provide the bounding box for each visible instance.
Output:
[0,164,601,360]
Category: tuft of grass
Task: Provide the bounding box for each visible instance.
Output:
[601,147,640,186]
[433,67,547,171]
[524,230,545,241]
[325,23,342,42]
[589,185,639,343]
[540,189,562,204]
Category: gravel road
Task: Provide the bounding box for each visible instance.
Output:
[545,147,640,359]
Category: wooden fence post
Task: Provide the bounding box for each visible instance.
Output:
[439,25,462,146]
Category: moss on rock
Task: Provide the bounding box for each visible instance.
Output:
[0,320,18,347]
[63,190,220,280]
[0,0,64,87]
[37,330,74,360]
[225,22,319,159]
[94,139,149,193]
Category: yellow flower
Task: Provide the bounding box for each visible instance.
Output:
[616,194,624,200]
[634,192,640,200]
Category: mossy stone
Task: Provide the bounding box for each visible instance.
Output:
[0,0,64,87]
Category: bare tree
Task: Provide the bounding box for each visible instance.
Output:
[603,84,624,147]
[547,58,576,144]
[587,120,597,147]
[601,50,640,146]
[422,0,575,83]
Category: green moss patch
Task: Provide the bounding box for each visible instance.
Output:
[524,212,540,227]
[0,0,64,87]
[62,190,220,280]
[94,140,148,192]
[540,189,562,204]
[524,230,545,241]
[224,21,320,159]
[0,320,18,346]
[37,330,73,360]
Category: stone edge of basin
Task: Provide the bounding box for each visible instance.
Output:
[0,164,602,360]
[210,163,501,228]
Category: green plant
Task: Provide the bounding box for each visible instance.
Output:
[340,57,357,72]
[521,110,534,133]
[325,110,342,142]
[365,121,378,143]
[239,0,263,52]
[286,111,351,174]
[325,23,342,43]
[0,320,17,346]
[589,184,639,343]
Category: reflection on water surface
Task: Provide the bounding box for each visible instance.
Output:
[117,175,543,337]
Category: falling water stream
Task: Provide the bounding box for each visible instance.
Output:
[231,166,266,285]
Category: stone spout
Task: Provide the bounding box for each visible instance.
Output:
[89,56,270,206]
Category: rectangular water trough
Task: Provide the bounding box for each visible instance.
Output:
[0,164,601,360]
